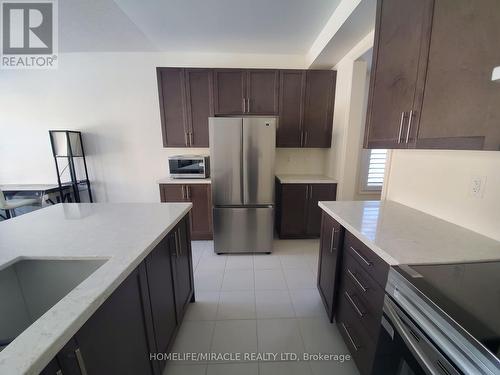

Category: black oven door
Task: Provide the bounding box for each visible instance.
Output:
[372,296,461,375]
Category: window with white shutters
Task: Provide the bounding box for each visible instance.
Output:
[360,149,388,191]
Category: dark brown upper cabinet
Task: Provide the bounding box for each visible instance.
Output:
[213,69,246,115]
[246,69,279,114]
[303,70,336,148]
[416,0,500,150]
[157,68,212,147]
[365,0,500,151]
[278,70,305,147]
[213,69,279,115]
[364,0,434,149]
[278,70,336,148]
[184,69,213,147]
[157,68,188,147]
[158,67,336,148]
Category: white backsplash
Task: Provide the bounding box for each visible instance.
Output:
[275,148,329,175]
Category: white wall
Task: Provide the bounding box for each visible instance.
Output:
[0,52,310,202]
[385,150,500,241]
[326,32,379,201]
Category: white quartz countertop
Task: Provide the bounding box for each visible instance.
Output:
[276,174,337,184]
[0,202,192,375]
[158,176,211,184]
[319,200,500,266]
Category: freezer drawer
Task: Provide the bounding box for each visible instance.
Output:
[213,207,274,254]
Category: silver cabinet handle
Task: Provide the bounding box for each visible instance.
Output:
[75,348,88,375]
[330,227,335,253]
[189,132,193,146]
[181,185,186,200]
[187,186,191,200]
[347,269,367,292]
[341,323,359,351]
[247,98,250,113]
[349,246,372,267]
[242,98,246,113]
[184,132,189,146]
[397,111,407,144]
[406,110,414,143]
[344,291,365,318]
[300,131,304,146]
[305,185,309,200]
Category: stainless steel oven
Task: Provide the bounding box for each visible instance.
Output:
[372,267,500,375]
[168,155,209,179]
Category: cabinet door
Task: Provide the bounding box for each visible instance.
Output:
[306,184,337,236]
[157,68,188,147]
[317,213,342,322]
[279,184,308,237]
[416,0,500,151]
[160,184,186,202]
[302,71,336,148]
[145,236,177,358]
[185,69,212,147]
[277,70,305,147]
[73,265,156,375]
[364,0,433,149]
[171,217,194,322]
[213,69,246,115]
[246,70,279,115]
[186,184,213,240]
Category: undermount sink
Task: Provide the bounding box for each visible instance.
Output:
[0,258,107,351]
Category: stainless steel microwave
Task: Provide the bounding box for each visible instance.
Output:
[168,155,210,179]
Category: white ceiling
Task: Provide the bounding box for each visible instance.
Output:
[59,0,157,52]
[59,0,343,54]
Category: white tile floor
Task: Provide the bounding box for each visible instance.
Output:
[165,239,359,375]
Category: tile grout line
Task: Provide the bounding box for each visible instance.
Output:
[281,244,316,375]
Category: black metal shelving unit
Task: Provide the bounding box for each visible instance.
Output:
[49,130,93,203]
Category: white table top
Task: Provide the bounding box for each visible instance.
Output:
[319,200,500,266]
[0,184,60,192]
[0,202,192,374]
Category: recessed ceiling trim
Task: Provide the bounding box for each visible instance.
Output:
[306,0,362,67]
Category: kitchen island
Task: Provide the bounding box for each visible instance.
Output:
[0,202,193,375]
[316,200,500,375]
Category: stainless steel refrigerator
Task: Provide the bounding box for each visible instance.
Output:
[209,117,276,254]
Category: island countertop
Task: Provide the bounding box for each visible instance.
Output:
[319,200,500,266]
[0,202,192,375]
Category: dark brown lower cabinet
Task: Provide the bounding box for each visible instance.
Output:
[169,216,195,322]
[41,215,193,375]
[145,236,177,363]
[317,213,390,375]
[160,183,213,240]
[317,212,343,322]
[276,181,337,238]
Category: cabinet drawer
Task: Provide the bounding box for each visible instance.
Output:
[339,270,382,339]
[337,297,376,375]
[342,252,385,313]
[344,231,389,288]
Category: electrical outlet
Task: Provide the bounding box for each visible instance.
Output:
[469,176,487,198]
